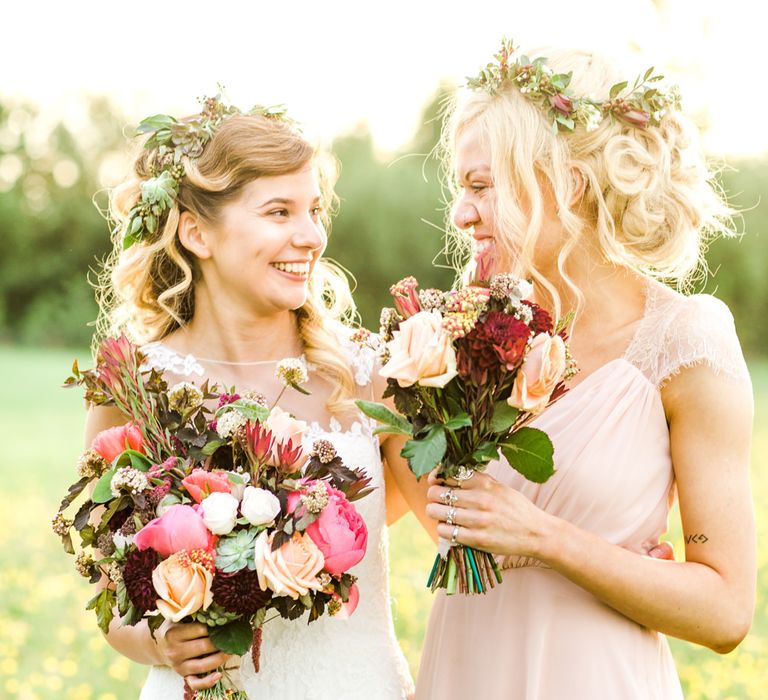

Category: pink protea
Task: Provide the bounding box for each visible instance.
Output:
[275,437,304,471]
[245,422,275,464]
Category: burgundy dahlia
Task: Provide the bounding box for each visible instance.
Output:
[123,548,159,613]
[212,568,272,615]
[522,300,554,335]
[456,312,528,382]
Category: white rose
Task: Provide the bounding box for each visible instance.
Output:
[241,486,281,526]
[200,492,239,535]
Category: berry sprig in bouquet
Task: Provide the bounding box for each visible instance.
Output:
[356,274,575,595]
[53,335,371,699]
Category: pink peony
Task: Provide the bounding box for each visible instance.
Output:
[134,504,216,557]
[91,423,145,463]
[181,468,232,503]
[288,484,367,576]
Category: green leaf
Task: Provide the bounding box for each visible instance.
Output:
[218,399,269,424]
[609,81,628,98]
[201,439,226,456]
[499,427,555,483]
[355,400,412,436]
[86,588,116,635]
[127,450,152,471]
[401,425,447,478]
[91,467,117,504]
[490,402,520,433]
[442,413,472,431]
[471,441,499,464]
[209,618,252,655]
[137,114,177,134]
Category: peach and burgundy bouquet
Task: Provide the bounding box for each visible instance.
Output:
[356,274,575,595]
[53,335,371,699]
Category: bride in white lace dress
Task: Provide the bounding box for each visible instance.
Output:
[84,101,428,698]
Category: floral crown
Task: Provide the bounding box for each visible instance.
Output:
[121,94,291,250]
[466,38,681,134]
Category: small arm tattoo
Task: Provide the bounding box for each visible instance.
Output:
[685,533,709,544]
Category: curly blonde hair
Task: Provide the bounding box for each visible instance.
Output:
[441,48,734,318]
[97,112,357,413]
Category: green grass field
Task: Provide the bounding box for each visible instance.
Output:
[1,345,766,699]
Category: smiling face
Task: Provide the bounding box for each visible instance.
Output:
[452,123,499,278]
[193,166,327,317]
[453,121,566,282]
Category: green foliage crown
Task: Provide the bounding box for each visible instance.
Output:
[467,38,682,134]
[121,94,291,250]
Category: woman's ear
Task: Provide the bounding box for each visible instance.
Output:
[569,167,588,207]
[177,211,213,260]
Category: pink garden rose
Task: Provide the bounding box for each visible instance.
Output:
[288,484,367,576]
[508,333,567,415]
[91,423,145,463]
[181,468,232,503]
[134,504,215,557]
[379,310,458,388]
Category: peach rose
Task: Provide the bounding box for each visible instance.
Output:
[379,310,457,388]
[508,333,567,414]
[266,406,307,446]
[152,552,213,622]
[254,530,324,599]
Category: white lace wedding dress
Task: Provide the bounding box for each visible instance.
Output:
[137,332,414,699]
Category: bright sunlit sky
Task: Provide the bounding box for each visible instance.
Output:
[4,0,768,158]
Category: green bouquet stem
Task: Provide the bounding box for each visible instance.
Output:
[426,543,503,595]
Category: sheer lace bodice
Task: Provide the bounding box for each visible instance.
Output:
[624,280,749,387]
[138,326,413,699]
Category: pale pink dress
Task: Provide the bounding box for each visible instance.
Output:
[416,282,751,700]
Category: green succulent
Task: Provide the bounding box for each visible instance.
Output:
[215,527,260,573]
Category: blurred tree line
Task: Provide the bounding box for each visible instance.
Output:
[0,91,765,356]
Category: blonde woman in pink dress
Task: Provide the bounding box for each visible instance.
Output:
[417,42,756,699]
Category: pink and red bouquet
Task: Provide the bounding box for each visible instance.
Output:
[356,274,575,595]
[53,336,371,699]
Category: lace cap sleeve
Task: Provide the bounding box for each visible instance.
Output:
[328,321,377,387]
[140,342,206,377]
[651,293,750,387]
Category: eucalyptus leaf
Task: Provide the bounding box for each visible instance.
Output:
[499,427,555,483]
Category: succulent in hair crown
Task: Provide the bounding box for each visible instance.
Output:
[467,38,681,134]
[120,94,292,250]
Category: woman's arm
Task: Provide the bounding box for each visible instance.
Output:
[427,364,755,653]
[84,405,226,689]
[372,372,437,540]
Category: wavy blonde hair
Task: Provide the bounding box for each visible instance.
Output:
[441,48,734,319]
[97,113,357,414]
